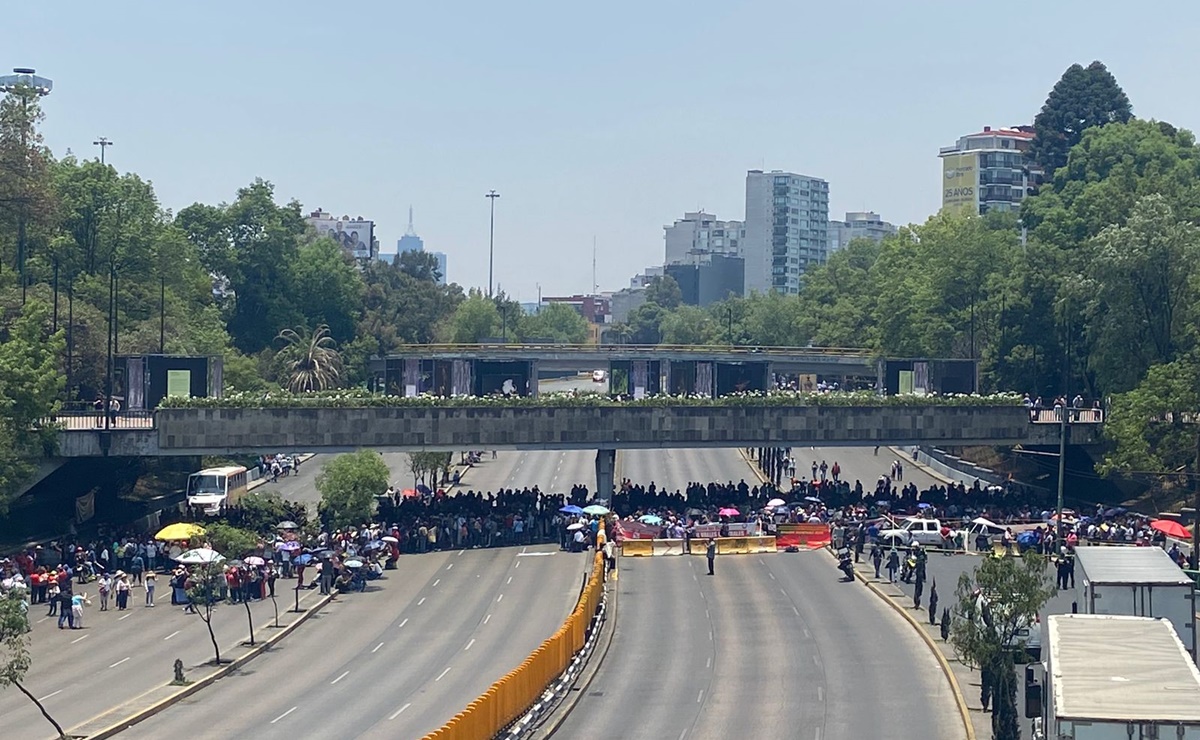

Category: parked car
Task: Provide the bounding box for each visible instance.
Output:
[878,517,947,547]
[592,369,607,383]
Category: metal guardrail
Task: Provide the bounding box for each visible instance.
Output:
[1029,408,1104,424]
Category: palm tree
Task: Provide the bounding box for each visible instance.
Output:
[275,324,343,392]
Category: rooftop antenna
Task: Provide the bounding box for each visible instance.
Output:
[592,236,598,294]
[405,205,416,236]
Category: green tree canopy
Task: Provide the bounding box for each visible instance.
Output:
[442,290,500,343]
[519,302,589,344]
[643,275,682,310]
[1030,60,1133,175]
[316,450,388,529]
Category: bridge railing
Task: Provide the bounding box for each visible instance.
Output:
[1029,408,1104,424]
[385,342,876,358]
[40,409,155,430]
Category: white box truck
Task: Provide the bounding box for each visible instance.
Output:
[1074,545,1196,659]
[1032,614,1200,740]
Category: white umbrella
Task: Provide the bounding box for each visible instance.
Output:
[582,504,610,516]
[176,548,225,565]
[567,522,586,531]
[344,558,365,569]
[767,498,786,508]
[244,556,266,566]
[380,535,399,543]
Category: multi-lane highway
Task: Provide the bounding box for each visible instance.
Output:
[121,543,589,739]
[554,445,965,740]
[112,442,595,739]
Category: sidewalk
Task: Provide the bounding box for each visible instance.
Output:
[850,556,986,740]
[68,585,332,739]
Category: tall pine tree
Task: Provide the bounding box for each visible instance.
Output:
[1030,61,1133,175]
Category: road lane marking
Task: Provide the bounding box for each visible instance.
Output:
[39,689,62,702]
[507,576,512,584]
[436,666,451,681]
[484,613,492,624]
[521,547,528,554]
[793,606,800,616]
[331,671,349,685]
[398,618,408,629]
[813,655,821,667]
[515,562,520,568]
[815,729,822,740]
[164,630,180,641]
[388,703,412,720]
[709,630,713,641]
[109,657,130,668]
[678,728,689,740]
[759,558,765,564]
[817,686,824,702]
[446,563,454,570]
[118,614,131,621]
[706,657,711,668]
[768,572,776,580]
[373,642,384,653]
[457,550,465,557]
[418,598,426,606]
[465,639,475,651]
[780,588,787,596]
[271,707,297,724]
[497,594,503,602]
[704,609,709,619]
[803,628,810,638]
[697,689,704,703]
[37,616,49,623]
[433,579,440,587]
[71,634,89,644]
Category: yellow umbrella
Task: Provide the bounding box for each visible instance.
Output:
[155,522,206,541]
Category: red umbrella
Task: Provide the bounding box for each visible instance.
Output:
[1151,519,1191,539]
[401,488,420,498]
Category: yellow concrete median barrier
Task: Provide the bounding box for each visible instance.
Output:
[653,538,685,556]
[423,522,608,740]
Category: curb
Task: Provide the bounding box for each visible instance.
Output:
[77,589,334,739]
[845,554,976,740]
[888,446,959,486]
[530,570,620,738]
[737,449,770,485]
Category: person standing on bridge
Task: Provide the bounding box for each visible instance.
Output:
[706,538,717,575]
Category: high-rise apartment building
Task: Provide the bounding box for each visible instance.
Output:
[939,126,1042,215]
[742,170,829,295]
[663,211,744,265]
[828,211,897,253]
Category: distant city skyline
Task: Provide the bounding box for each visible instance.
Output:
[8,3,1196,300]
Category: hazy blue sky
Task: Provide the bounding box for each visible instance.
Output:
[9,2,1200,301]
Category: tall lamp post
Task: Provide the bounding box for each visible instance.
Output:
[0,68,53,302]
[486,190,500,298]
[93,137,113,165]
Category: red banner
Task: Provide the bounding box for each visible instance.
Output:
[613,520,661,540]
[778,523,830,549]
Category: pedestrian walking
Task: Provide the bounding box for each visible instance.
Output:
[885,549,900,583]
[57,590,74,629]
[115,572,131,610]
[871,544,883,579]
[46,581,60,616]
[97,573,112,611]
[70,592,90,629]
[706,538,717,575]
[144,570,157,606]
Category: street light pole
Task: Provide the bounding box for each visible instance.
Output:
[105,260,115,432]
[93,137,113,165]
[1,68,53,303]
[486,190,500,298]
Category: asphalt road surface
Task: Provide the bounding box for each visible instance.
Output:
[120,543,590,739]
[456,450,596,495]
[619,447,762,493]
[555,551,962,740]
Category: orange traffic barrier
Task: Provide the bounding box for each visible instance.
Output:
[423,521,608,740]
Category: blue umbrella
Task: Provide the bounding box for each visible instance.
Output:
[560,505,584,515]
[639,514,663,525]
[294,553,315,565]
[1016,531,1039,546]
[364,540,386,551]
[917,503,933,509]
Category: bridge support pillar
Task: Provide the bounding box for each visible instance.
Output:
[595,448,615,503]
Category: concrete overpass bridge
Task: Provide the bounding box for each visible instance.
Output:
[51,402,1102,498]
